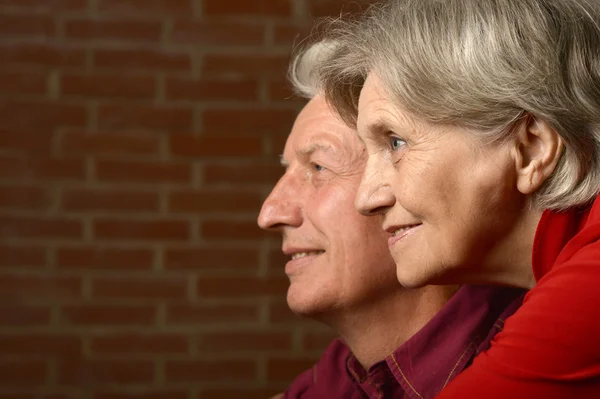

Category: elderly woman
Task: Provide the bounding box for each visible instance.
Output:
[302,0,600,397]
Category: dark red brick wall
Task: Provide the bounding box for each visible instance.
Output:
[0,0,373,398]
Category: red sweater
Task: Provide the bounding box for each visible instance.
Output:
[436,195,600,398]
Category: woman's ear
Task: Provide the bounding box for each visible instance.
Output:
[513,114,564,195]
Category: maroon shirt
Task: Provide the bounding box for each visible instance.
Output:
[283,285,524,399]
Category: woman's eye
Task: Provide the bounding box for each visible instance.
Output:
[390,137,406,151]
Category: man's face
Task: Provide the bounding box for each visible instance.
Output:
[258,95,398,316]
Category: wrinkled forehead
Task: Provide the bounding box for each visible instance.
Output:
[283,96,365,163]
[356,73,420,137]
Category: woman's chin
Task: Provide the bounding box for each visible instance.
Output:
[395,267,431,289]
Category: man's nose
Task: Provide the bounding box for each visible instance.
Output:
[257,174,303,231]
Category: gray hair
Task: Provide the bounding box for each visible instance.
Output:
[288,40,342,99]
[310,0,600,211]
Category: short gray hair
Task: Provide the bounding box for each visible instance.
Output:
[311,0,600,211]
[288,40,341,99]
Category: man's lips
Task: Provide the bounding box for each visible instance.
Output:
[282,247,325,275]
[282,247,325,258]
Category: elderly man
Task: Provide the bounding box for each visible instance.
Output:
[257,44,524,398]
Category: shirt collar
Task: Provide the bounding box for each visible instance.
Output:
[384,285,524,399]
[346,353,406,398]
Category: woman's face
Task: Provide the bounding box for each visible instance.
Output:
[355,73,529,288]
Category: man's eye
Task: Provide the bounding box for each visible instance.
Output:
[390,137,406,151]
[313,163,324,172]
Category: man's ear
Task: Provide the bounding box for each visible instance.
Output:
[513,114,564,195]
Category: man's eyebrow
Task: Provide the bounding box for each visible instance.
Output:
[279,154,289,168]
[296,142,335,158]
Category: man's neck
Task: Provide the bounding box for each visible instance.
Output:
[327,285,457,369]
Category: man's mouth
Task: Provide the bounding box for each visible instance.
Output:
[291,250,325,260]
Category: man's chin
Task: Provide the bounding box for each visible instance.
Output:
[286,286,335,320]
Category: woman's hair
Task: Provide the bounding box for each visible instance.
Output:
[299,0,600,210]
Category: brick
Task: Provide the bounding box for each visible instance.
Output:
[0,43,85,67]
[0,216,82,239]
[268,79,305,103]
[302,331,337,352]
[0,360,47,385]
[203,108,296,134]
[0,100,86,130]
[65,18,162,42]
[95,160,191,184]
[61,188,159,212]
[0,244,46,267]
[171,20,264,46]
[91,333,189,355]
[164,247,258,271]
[0,130,54,153]
[201,219,267,240]
[268,248,287,270]
[165,359,256,382]
[94,48,190,71]
[0,394,73,399]
[203,54,289,78]
[200,389,282,399]
[0,273,82,299]
[59,131,160,156]
[99,0,192,15]
[169,135,262,158]
[62,304,156,326]
[203,161,282,185]
[269,301,301,323]
[0,70,47,95]
[57,247,154,270]
[98,104,193,131]
[169,189,263,213]
[273,23,310,46]
[58,359,154,385]
[0,13,55,37]
[308,0,373,17]
[94,219,190,241]
[0,0,86,10]
[0,305,51,326]
[271,131,291,155]
[166,77,258,102]
[199,331,291,352]
[91,276,188,300]
[166,303,259,324]
[197,276,288,298]
[61,73,156,100]
[267,357,317,381]
[0,334,81,356]
[0,185,51,210]
[0,155,85,181]
[203,0,290,16]
[94,392,187,399]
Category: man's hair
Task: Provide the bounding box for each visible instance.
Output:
[288,40,341,99]
[295,0,600,210]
